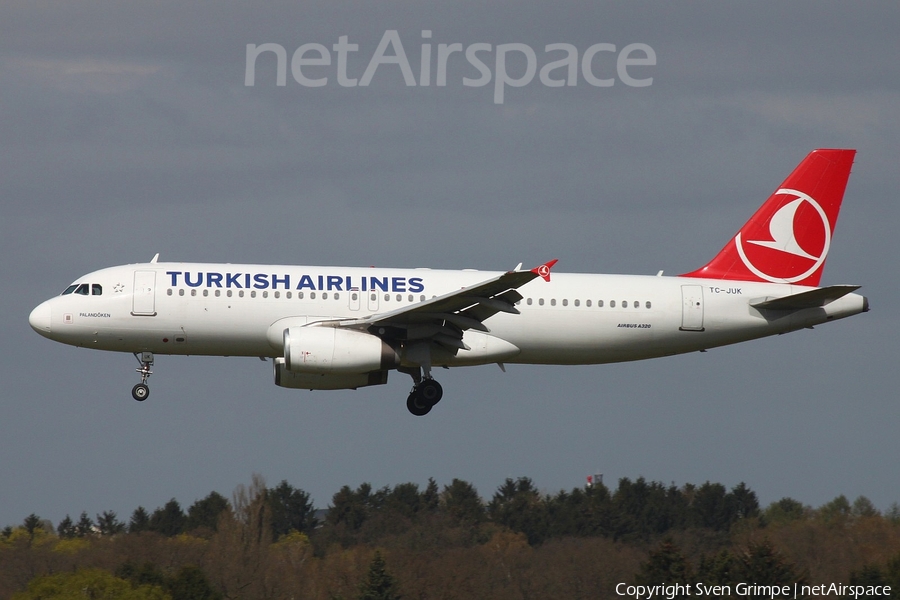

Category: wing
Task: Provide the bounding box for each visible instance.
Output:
[321,259,557,352]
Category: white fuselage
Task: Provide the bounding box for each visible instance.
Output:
[29,262,867,367]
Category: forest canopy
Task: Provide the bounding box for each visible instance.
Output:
[3,475,899,600]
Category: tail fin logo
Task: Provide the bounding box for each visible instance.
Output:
[735,188,831,283]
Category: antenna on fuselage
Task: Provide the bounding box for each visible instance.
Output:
[150,253,160,264]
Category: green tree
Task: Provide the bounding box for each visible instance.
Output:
[22,514,43,539]
[734,539,807,594]
[612,478,686,540]
[817,495,851,524]
[11,569,169,600]
[697,549,738,592]
[442,479,485,526]
[130,506,151,533]
[727,482,760,522]
[384,482,422,520]
[149,499,186,536]
[167,566,222,600]
[328,484,374,532]
[57,515,76,539]
[422,478,440,513]
[186,492,230,533]
[763,498,807,525]
[267,481,316,538]
[97,510,126,536]
[851,496,879,518]
[635,538,694,591]
[488,477,549,545]
[358,551,401,600]
[76,511,95,537]
[690,482,730,530]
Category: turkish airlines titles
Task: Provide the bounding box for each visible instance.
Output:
[165,271,425,293]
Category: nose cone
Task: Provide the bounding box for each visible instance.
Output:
[29,301,52,336]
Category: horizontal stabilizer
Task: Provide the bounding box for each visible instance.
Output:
[750,285,860,310]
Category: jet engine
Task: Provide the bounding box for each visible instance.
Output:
[274,358,388,390]
[282,326,399,373]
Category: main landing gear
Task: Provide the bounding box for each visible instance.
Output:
[401,363,443,416]
[406,379,443,416]
[131,352,154,401]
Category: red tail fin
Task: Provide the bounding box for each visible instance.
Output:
[681,149,856,287]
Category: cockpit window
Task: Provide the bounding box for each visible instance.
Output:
[62,285,78,295]
[74,283,90,295]
[92,284,102,296]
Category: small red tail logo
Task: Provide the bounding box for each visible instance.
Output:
[682,149,855,287]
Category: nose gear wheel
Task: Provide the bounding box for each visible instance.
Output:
[131,352,154,401]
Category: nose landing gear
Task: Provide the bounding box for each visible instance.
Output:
[131,352,154,401]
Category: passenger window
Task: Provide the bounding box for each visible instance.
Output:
[610,300,615,308]
[321,292,326,300]
[334,293,340,300]
[562,299,568,307]
[633,301,639,308]
[274,291,280,299]
[621,300,627,307]
[239,290,245,298]
[539,298,545,306]
[310,292,315,299]
[228,290,233,298]
[179,289,185,297]
[200,289,205,297]
[550,299,556,306]
[216,290,221,297]
[384,293,390,301]
[193,290,198,297]
[574,299,579,307]
[74,284,89,295]
[586,299,591,307]
[92,284,102,296]
[298,292,303,299]
[646,301,652,309]
[352,292,358,301]
[167,289,173,296]
[62,285,78,295]
[251,291,257,298]
[527,298,533,305]
[408,294,414,302]
[420,295,426,302]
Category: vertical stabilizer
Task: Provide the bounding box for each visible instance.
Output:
[681,149,855,287]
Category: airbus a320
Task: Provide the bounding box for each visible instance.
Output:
[29,149,868,416]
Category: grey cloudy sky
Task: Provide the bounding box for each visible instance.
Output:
[2,1,899,527]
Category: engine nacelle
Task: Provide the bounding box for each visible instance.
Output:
[274,358,388,390]
[283,326,399,374]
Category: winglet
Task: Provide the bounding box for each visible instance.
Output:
[531,259,558,282]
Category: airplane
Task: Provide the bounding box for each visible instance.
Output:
[29,149,867,416]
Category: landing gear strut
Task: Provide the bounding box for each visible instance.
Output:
[132,352,154,401]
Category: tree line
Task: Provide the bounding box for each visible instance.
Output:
[2,475,899,599]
